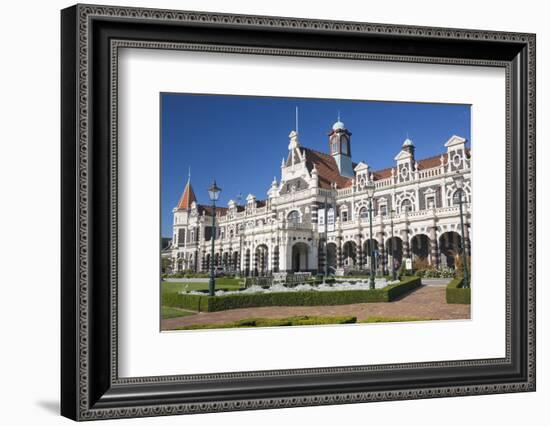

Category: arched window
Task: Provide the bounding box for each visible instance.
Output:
[287,210,300,224]
[341,139,348,155]
[401,199,413,213]
[331,136,339,154]
[452,189,467,206]
[359,207,368,220]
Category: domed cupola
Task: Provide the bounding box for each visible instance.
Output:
[328,114,354,178]
[332,120,346,131]
[402,136,415,157]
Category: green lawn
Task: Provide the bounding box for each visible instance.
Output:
[161,278,244,294]
[360,316,435,323]
[161,306,198,319]
[171,314,435,330]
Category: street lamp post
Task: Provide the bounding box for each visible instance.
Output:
[366,181,376,290]
[208,180,221,296]
[390,209,397,281]
[452,172,470,289]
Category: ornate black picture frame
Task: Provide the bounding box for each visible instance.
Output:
[61,4,536,421]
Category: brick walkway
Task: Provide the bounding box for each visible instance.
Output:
[161,285,470,330]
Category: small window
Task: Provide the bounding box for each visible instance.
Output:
[426,196,435,208]
[359,207,368,220]
[342,210,348,222]
[401,199,413,213]
[379,205,387,216]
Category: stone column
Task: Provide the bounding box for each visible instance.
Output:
[401,229,410,259]
[356,234,363,270]
[378,233,386,275]
[311,203,319,224]
[429,226,439,268]
[253,249,258,276]
[245,248,251,276]
[227,251,232,271]
[317,239,325,273]
[200,250,206,271]
[337,237,343,268]
[272,246,279,273]
[260,249,267,276]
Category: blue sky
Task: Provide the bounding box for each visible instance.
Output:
[161,94,470,237]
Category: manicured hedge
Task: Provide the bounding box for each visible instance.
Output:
[163,276,422,312]
[446,278,471,304]
[175,315,357,330]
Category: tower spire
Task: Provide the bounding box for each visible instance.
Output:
[177,168,197,210]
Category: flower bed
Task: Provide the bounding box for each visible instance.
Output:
[163,276,422,313]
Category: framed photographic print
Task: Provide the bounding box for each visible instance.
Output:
[61,4,536,421]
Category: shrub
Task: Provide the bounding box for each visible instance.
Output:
[415,267,455,278]
[454,255,471,280]
[163,277,422,312]
[413,257,430,271]
[175,315,358,330]
[446,277,471,304]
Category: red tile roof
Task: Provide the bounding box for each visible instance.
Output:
[176,181,197,210]
[372,167,393,180]
[181,146,468,217]
[416,153,447,170]
[198,205,228,216]
[302,148,353,189]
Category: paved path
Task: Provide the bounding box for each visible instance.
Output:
[162,284,469,330]
[420,278,453,286]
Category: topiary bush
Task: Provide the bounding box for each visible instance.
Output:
[446,277,471,304]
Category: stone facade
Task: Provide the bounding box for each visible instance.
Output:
[169,120,471,276]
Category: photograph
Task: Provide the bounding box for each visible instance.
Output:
[160,94,472,331]
[56,2,536,421]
